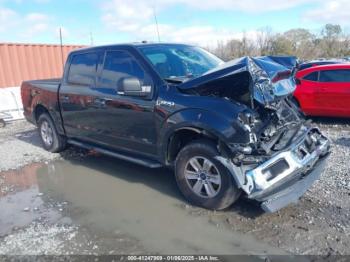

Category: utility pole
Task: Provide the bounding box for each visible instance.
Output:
[59,27,64,71]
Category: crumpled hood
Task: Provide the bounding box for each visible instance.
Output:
[178,56,297,108]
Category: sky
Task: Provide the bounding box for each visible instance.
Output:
[0,0,350,47]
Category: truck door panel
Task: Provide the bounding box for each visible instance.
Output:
[59,52,102,140]
[93,50,157,156]
[317,69,350,116]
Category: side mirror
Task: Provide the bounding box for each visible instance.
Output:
[118,77,151,97]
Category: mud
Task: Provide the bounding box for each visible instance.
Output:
[0,157,282,255]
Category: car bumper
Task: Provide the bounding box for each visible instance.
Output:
[245,127,330,212]
[259,154,328,212]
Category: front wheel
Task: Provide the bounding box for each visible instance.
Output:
[175,140,241,210]
[38,113,67,153]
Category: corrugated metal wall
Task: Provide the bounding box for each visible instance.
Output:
[0,43,85,88]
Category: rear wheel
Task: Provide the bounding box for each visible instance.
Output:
[175,139,241,210]
[0,119,5,128]
[38,113,66,153]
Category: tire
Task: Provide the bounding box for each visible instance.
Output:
[175,139,241,210]
[37,113,67,153]
[0,119,5,128]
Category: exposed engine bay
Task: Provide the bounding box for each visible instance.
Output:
[178,55,331,212]
[178,55,308,159]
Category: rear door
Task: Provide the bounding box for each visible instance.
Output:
[59,51,103,141]
[317,69,350,116]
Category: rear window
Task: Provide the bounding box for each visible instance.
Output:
[67,53,99,86]
[319,69,350,82]
[303,71,319,81]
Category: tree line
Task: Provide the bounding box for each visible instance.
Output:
[209,24,350,61]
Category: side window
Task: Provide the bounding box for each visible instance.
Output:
[67,53,98,86]
[303,71,319,82]
[100,51,146,90]
[319,69,350,82]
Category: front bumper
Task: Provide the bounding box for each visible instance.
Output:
[245,127,330,212]
[259,154,328,212]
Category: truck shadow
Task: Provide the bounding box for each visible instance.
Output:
[56,149,265,219]
[15,129,43,148]
[309,116,350,126]
[334,137,350,148]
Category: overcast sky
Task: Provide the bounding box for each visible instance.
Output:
[0,0,349,47]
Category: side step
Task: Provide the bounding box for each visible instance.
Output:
[67,139,162,168]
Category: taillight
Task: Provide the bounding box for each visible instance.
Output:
[271,70,292,83]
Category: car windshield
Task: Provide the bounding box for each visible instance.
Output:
[138,45,223,80]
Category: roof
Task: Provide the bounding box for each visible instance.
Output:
[303,63,350,71]
[296,63,350,77]
[69,42,194,54]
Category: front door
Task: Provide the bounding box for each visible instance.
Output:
[92,49,158,156]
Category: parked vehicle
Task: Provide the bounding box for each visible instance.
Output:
[21,43,330,212]
[297,59,344,71]
[294,64,350,117]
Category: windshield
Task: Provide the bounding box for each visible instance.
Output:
[138,45,223,80]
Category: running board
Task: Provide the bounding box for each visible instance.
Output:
[67,139,162,168]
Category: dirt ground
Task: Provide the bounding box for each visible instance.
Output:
[0,119,349,257]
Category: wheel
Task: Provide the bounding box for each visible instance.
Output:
[37,113,67,153]
[175,139,241,210]
[0,119,5,128]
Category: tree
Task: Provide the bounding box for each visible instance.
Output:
[320,24,342,58]
[211,24,350,61]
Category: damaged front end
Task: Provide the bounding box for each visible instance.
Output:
[179,56,331,212]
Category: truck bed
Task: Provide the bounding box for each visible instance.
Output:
[21,78,62,125]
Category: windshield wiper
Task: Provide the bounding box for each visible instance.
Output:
[164,78,184,84]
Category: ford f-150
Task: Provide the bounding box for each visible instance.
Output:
[21,43,330,212]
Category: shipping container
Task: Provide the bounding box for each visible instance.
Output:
[0,43,85,88]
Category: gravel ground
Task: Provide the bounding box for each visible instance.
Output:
[0,119,349,256]
[0,121,85,172]
[186,117,350,255]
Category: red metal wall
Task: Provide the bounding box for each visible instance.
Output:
[0,43,85,88]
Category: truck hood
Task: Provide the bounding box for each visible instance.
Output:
[178,56,297,108]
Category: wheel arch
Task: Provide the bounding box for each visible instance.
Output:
[161,109,237,166]
[32,103,65,135]
[33,104,50,123]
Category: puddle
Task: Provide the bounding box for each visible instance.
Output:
[0,156,285,255]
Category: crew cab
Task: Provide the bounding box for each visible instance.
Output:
[294,63,350,117]
[21,43,330,212]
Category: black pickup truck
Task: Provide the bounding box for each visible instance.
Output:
[21,43,330,212]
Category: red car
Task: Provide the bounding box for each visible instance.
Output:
[294,64,350,117]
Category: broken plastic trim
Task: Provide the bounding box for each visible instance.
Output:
[216,127,330,201]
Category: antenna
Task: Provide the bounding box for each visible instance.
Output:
[89,28,94,46]
[59,27,64,71]
[152,4,161,42]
